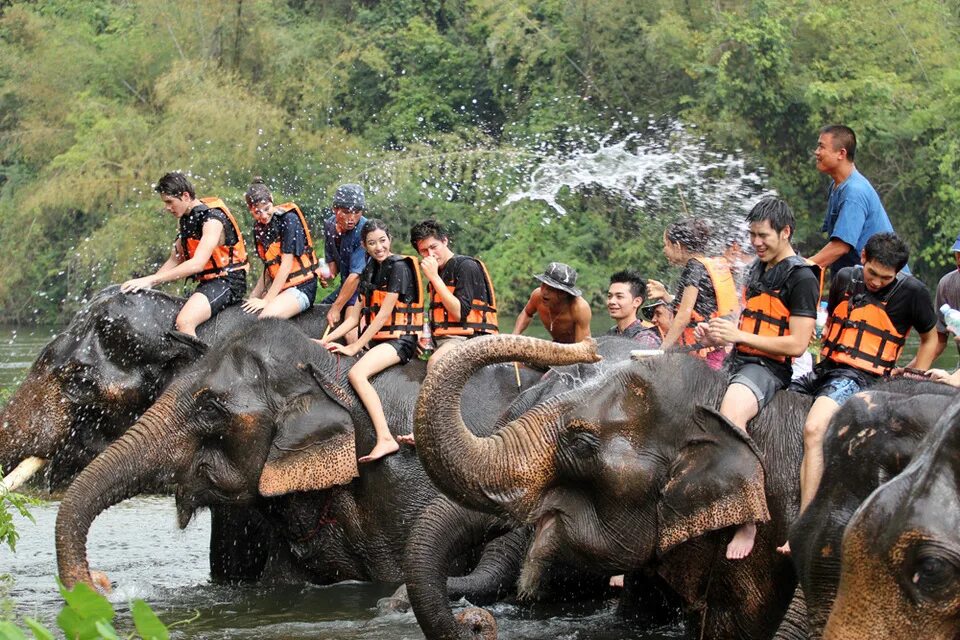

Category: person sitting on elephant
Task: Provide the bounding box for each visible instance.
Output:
[513,262,591,344]
[410,219,499,370]
[606,269,661,349]
[320,219,424,462]
[121,171,249,337]
[785,231,939,552]
[697,197,820,559]
[647,218,738,370]
[322,184,369,333]
[242,177,321,319]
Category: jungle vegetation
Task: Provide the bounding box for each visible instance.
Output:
[1,0,959,324]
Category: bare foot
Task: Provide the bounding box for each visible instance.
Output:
[726,522,756,560]
[395,433,416,446]
[358,439,400,463]
[777,541,791,556]
[609,574,624,588]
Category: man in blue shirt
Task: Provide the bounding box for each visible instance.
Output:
[809,125,897,277]
[322,183,369,328]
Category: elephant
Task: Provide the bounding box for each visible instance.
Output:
[0,285,328,491]
[773,379,956,639]
[409,334,815,639]
[822,390,960,639]
[54,320,572,592]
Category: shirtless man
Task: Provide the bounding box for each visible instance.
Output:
[513,262,591,343]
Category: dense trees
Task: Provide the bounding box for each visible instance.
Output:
[1,0,958,324]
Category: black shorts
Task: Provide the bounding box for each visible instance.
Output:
[292,278,318,309]
[373,335,418,365]
[194,272,246,315]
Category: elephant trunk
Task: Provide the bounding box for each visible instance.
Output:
[405,497,515,640]
[414,335,600,521]
[55,379,192,588]
[772,587,810,640]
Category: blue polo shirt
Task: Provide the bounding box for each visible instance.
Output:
[322,215,368,304]
[822,169,897,274]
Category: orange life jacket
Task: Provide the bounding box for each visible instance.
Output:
[820,267,908,376]
[430,256,499,337]
[737,256,822,363]
[183,197,250,282]
[679,256,738,357]
[362,255,425,341]
[254,202,321,291]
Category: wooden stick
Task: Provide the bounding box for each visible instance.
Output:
[321,324,331,341]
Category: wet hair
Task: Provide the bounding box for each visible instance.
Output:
[244,177,272,205]
[361,218,391,243]
[155,172,195,199]
[746,196,796,235]
[609,269,645,299]
[410,219,448,249]
[665,218,710,254]
[820,124,857,162]
[863,232,909,271]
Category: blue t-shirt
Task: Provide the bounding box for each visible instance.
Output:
[322,215,368,304]
[821,169,896,274]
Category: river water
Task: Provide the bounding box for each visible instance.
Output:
[0,325,680,638]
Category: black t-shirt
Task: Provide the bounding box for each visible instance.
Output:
[828,267,937,337]
[177,204,239,248]
[675,259,719,319]
[254,209,307,257]
[361,256,418,306]
[433,255,492,317]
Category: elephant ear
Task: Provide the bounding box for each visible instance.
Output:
[657,405,769,554]
[258,387,358,497]
[160,329,208,367]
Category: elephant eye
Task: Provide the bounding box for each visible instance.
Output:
[908,548,959,599]
[196,391,228,424]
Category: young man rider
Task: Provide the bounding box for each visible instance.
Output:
[121,172,249,338]
[785,232,938,552]
[514,262,592,344]
[699,197,821,559]
[322,184,369,331]
[409,219,499,370]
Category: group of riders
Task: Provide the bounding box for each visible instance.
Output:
[121,121,946,558]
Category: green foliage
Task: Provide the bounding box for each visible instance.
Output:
[0,485,39,553]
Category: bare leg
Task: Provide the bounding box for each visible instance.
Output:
[175,292,213,337]
[778,395,840,555]
[720,383,761,560]
[425,339,461,373]
[259,289,306,320]
[349,342,402,463]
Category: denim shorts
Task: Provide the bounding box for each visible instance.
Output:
[788,368,868,405]
[287,279,317,313]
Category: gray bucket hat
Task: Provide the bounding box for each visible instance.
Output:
[534,262,582,297]
[332,183,365,211]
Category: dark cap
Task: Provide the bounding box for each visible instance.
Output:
[640,299,667,322]
[533,262,581,297]
[332,184,365,211]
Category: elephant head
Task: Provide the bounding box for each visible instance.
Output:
[56,320,359,588]
[413,335,771,596]
[0,286,202,489]
[823,392,960,640]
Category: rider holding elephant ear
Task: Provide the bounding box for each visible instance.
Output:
[242,178,321,319]
[319,219,424,462]
[698,197,821,559]
[121,171,249,337]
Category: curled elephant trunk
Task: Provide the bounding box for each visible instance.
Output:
[414,335,600,521]
[55,379,192,588]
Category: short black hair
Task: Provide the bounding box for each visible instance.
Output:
[244,176,272,205]
[746,196,796,236]
[410,219,448,250]
[609,269,646,299]
[155,172,195,199]
[863,232,909,271]
[820,124,857,162]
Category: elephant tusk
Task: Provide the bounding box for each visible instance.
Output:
[1,456,48,493]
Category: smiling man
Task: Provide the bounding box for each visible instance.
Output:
[789,232,938,530]
[121,171,249,337]
[699,197,820,559]
[322,183,369,330]
[605,270,661,348]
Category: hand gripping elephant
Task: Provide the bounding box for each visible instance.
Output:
[822,390,960,640]
[410,334,816,639]
[773,379,956,640]
[0,285,328,492]
[55,320,562,591]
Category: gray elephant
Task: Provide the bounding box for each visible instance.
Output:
[822,390,960,640]
[0,285,328,491]
[410,334,816,639]
[774,380,955,639]
[55,320,563,591]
